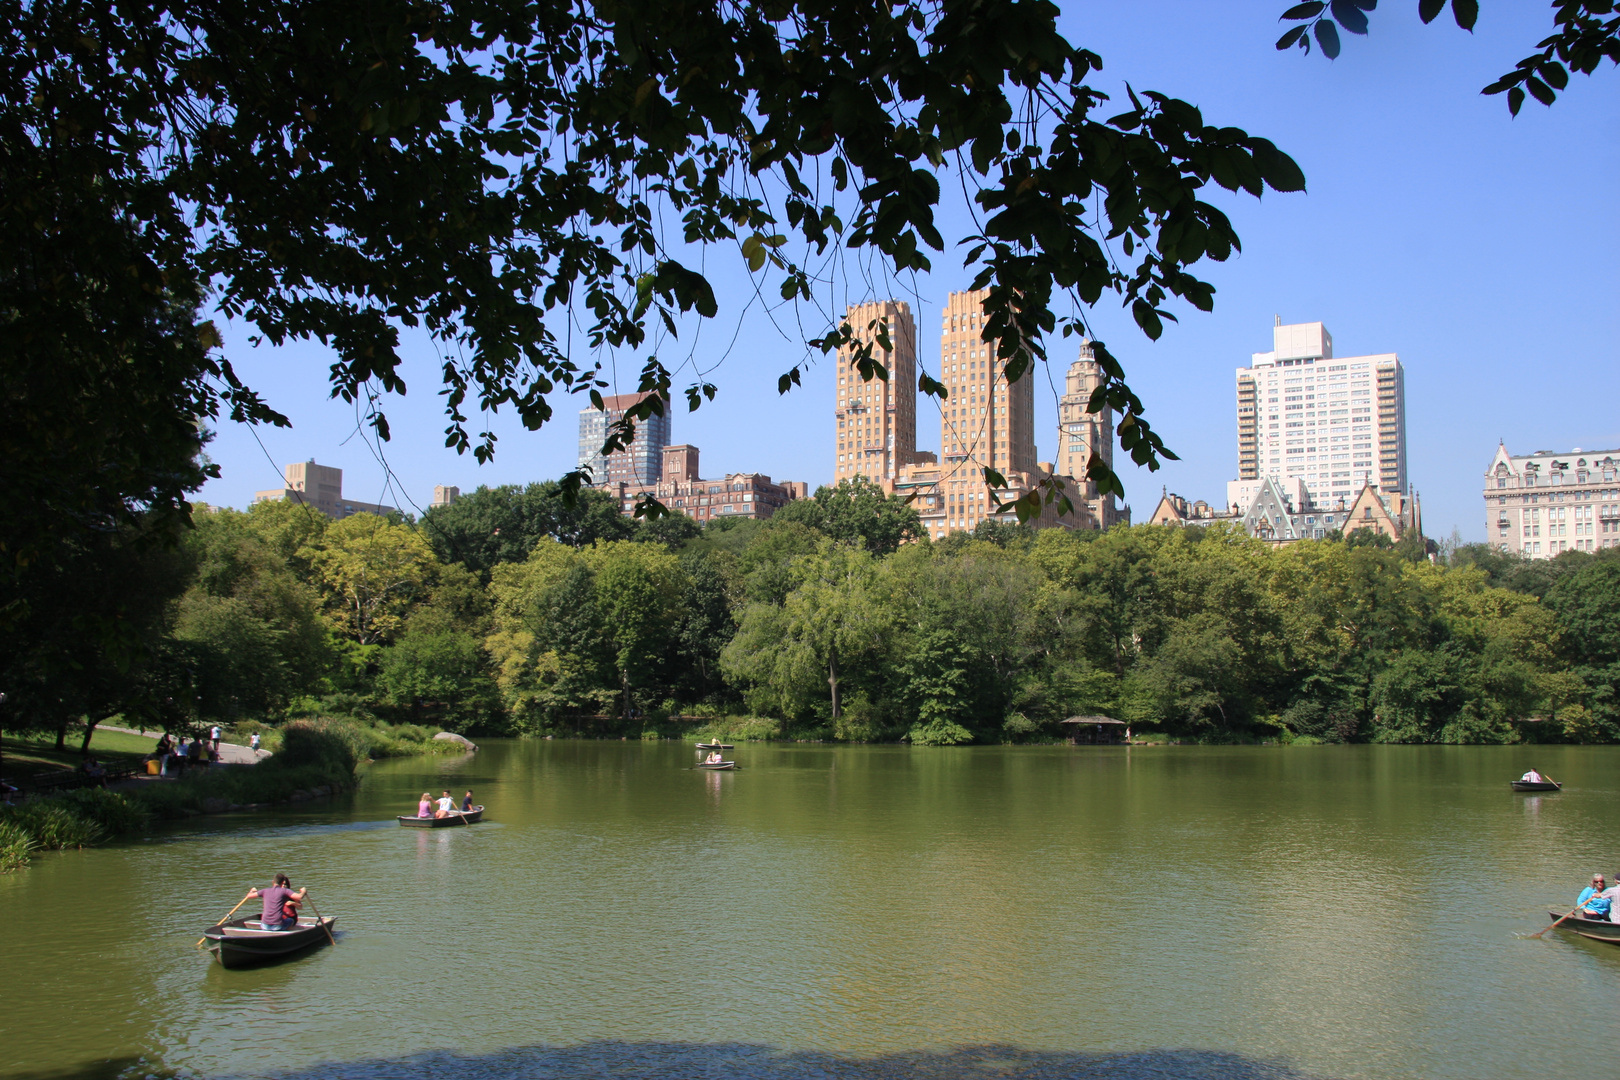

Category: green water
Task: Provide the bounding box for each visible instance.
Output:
[2,742,1616,1080]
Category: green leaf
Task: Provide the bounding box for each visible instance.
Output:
[1451,0,1478,30]
[1525,75,1555,105]
[1506,85,1526,115]
[1417,0,1445,23]
[1314,18,1341,58]
[1275,25,1308,49]
[1279,1,1326,20]
[1329,0,1369,34]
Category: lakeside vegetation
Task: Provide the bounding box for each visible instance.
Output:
[8,478,1614,752]
[0,722,362,872]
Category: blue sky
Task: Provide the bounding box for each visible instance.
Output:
[198,1,1619,543]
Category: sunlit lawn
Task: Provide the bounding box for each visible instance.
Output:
[1,727,158,781]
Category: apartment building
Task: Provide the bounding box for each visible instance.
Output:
[833,300,926,483]
[1228,319,1407,513]
[579,391,672,487]
[1484,444,1620,557]
[600,444,808,524]
[1057,340,1128,529]
[253,460,396,519]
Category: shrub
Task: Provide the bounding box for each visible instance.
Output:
[693,715,782,742]
[1,801,105,849]
[275,719,367,772]
[0,820,36,872]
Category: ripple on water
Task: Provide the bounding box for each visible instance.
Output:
[2,742,1618,1080]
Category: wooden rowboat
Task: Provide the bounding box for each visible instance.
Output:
[203,915,335,968]
[695,742,734,750]
[397,805,484,827]
[1511,780,1562,792]
[1547,911,1620,944]
[696,761,738,770]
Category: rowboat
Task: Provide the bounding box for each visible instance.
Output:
[1547,911,1620,944]
[397,805,484,827]
[695,742,734,750]
[202,915,335,968]
[696,761,738,770]
[1511,779,1562,792]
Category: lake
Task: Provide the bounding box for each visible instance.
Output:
[2,741,1616,1080]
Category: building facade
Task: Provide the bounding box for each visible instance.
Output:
[254,460,396,519]
[1228,319,1406,514]
[1237,477,1419,546]
[579,391,672,488]
[1057,340,1127,529]
[600,444,808,524]
[431,485,460,508]
[834,300,924,483]
[1484,444,1620,557]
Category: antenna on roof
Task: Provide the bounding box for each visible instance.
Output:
[1274,314,1281,327]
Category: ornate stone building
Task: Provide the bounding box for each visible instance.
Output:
[1484,443,1620,558]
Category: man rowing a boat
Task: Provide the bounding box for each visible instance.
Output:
[249,873,307,931]
[1521,769,1545,783]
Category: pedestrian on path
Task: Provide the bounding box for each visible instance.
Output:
[210,725,221,754]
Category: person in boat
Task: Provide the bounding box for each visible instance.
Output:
[1521,769,1544,783]
[417,792,433,817]
[1576,874,1611,920]
[250,873,307,931]
[434,790,455,818]
[461,790,474,812]
[1600,875,1620,923]
[705,751,723,764]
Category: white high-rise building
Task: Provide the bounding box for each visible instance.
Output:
[1227,319,1406,513]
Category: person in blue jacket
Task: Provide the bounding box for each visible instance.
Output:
[1576,874,1611,919]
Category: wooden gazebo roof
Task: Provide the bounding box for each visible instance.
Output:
[1060,715,1125,725]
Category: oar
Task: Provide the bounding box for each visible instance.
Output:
[197,890,255,947]
[304,892,337,946]
[1531,900,1601,938]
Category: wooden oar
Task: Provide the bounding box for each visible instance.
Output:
[1532,899,1602,938]
[303,892,337,946]
[197,890,255,947]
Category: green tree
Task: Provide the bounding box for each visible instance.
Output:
[422,482,635,580]
[583,541,690,719]
[376,630,499,731]
[722,543,889,723]
[304,514,438,646]
[772,478,922,555]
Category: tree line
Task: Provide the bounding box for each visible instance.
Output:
[2,477,1616,746]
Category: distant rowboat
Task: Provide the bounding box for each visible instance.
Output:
[397,806,484,827]
[695,742,734,750]
[1511,779,1561,792]
[696,761,738,770]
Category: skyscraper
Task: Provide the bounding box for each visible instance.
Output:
[937,288,1035,476]
[834,300,920,482]
[578,391,672,487]
[1057,340,1126,529]
[1227,319,1407,513]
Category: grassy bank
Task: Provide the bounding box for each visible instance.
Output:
[226,717,473,759]
[0,721,362,873]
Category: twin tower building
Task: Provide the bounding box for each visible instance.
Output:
[833,290,1127,539]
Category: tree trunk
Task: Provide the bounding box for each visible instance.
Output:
[80,716,102,756]
[828,649,840,720]
[55,721,67,751]
[622,669,632,721]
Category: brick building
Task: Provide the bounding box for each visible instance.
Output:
[600,444,808,524]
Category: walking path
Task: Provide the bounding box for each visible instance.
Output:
[98,724,272,765]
